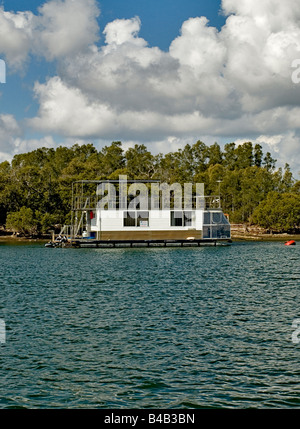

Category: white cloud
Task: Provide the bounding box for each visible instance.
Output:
[103,16,145,47]
[34,0,100,60]
[0,0,300,174]
[255,132,300,171]
[0,9,33,68]
[0,0,100,67]
[12,135,57,155]
[34,6,300,123]
[233,132,300,174]
[0,114,59,162]
[221,0,300,31]
[170,17,226,74]
[0,114,23,162]
[29,76,116,137]
[0,114,22,152]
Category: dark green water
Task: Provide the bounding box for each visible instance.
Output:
[0,240,299,409]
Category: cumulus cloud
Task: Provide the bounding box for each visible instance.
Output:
[233,131,300,172]
[0,114,21,150]
[103,16,145,47]
[29,76,213,140]
[0,114,58,162]
[12,135,57,155]
[0,0,300,174]
[29,76,116,137]
[0,9,33,68]
[222,0,300,30]
[255,132,300,169]
[34,0,100,60]
[0,114,22,162]
[0,0,99,67]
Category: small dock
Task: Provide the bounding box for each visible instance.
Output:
[70,238,232,248]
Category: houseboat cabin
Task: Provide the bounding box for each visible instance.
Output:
[68,178,231,247]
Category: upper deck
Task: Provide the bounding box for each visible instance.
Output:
[71,178,221,211]
[68,178,231,244]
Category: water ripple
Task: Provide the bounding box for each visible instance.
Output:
[0,241,300,408]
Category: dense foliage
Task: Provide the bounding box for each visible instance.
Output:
[0,141,299,235]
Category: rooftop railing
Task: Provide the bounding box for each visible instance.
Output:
[72,195,221,211]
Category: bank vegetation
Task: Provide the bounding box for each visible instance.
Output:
[0,141,299,236]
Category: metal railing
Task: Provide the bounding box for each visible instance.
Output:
[72,195,221,211]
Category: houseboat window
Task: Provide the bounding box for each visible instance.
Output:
[91,212,97,227]
[203,226,210,239]
[184,211,193,226]
[211,226,219,238]
[171,211,183,227]
[203,212,211,225]
[212,212,230,224]
[203,211,231,238]
[137,211,149,227]
[171,211,194,227]
[219,225,230,237]
[212,212,222,224]
[123,211,149,227]
[124,211,136,227]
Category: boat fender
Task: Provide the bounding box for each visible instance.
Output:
[285,240,296,246]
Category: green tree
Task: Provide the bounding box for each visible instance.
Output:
[281,163,294,192]
[220,169,242,222]
[172,144,195,182]
[0,139,288,232]
[263,152,277,171]
[125,144,154,179]
[235,142,254,169]
[100,141,125,177]
[205,164,225,195]
[208,142,223,166]
[223,142,237,170]
[6,206,37,235]
[0,161,11,224]
[192,140,209,173]
[251,192,300,232]
[292,180,300,193]
[254,144,263,167]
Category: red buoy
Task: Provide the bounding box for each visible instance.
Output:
[285,240,296,246]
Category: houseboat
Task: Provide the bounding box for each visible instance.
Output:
[65,177,231,248]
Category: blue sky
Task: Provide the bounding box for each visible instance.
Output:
[3,0,225,49]
[0,0,300,175]
[97,0,225,50]
[1,0,225,133]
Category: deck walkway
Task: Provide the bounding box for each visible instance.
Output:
[70,238,232,248]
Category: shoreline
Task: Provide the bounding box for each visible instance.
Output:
[230,224,299,241]
[0,234,49,242]
[0,232,298,243]
[231,233,299,242]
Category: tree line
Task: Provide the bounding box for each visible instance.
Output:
[0,140,299,235]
